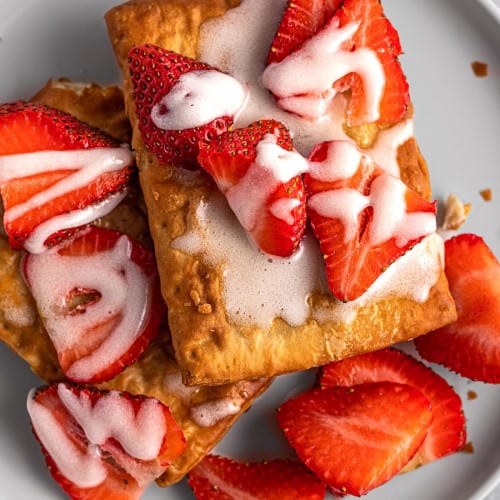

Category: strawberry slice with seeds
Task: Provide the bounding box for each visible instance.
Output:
[304,140,436,301]
[27,383,186,500]
[187,454,326,500]
[318,348,466,469]
[277,382,432,497]
[128,44,247,169]
[264,0,409,127]
[415,233,500,383]
[22,226,164,383]
[0,101,134,253]
[197,119,308,257]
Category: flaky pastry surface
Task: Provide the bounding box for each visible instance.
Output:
[105,0,456,385]
[0,79,270,486]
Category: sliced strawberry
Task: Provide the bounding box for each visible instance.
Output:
[415,233,500,383]
[267,0,343,65]
[335,0,409,125]
[27,383,186,500]
[22,226,164,383]
[263,0,409,127]
[304,140,436,301]
[0,101,134,252]
[197,119,308,257]
[0,101,120,153]
[187,454,326,500]
[318,348,466,468]
[129,44,246,169]
[277,382,432,496]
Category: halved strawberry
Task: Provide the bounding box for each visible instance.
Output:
[187,454,326,500]
[318,348,466,469]
[128,44,247,168]
[277,382,432,496]
[335,0,409,125]
[0,101,134,253]
[304,140,436,301]
[415,233,500,383]
[22,226,164,383]
[197,119,308,257]
[27,383,186,500]
[263,0,409,127]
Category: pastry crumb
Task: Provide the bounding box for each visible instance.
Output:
[442,193,471,230]
[467,390,478,400]
[463,441,475,454]
[480,188,492,201]
[152,190,160,200]
[190,289,201,306]
[471,60,488,77]
[198,303,212,314]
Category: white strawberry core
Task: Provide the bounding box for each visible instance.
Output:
[0,146,133,253]
[224,132,309,232]
[24,234,153,382]
[262,17,385,124]
[27,384,168,488]
[151,69,248,130]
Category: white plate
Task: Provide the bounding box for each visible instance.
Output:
[0,1,499,499]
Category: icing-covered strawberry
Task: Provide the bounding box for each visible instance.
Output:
[197,119,308,257]
[27,383,186,499]
[263,0,409,129]
[128,44,247,168]
[0,101,134,253]
[305,140,436,301]
[22,226,164,383]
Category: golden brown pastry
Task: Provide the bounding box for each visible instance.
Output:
[0,79,270,486]
[105,0,456,385]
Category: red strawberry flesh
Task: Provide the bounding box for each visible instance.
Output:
[277,381,432,496]
[0,101,134,252]
[197,119,307,257]
[128,44,242,168]
[27,383,185,500]
[22,226,164,383]
[415,233,500,383]
[318,348,466,467]
[305,141,436,301]
[264,0,409,127]
[188,454,326,500]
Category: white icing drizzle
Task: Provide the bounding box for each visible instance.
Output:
[224,132,308,231]
[308,168,436,247]
[163,372,201,403]
[198,0,407,160]
[151,69,248,130]
[262,18,385,123]
[163,371,242,427]
[169,0,442,328]
[173,192,328,329]
[0,146,133,253]
[313,233,445,323]
[27,384,168,489]
[24,235,152,382]
[23,190,127,254]
[190,399,241,428]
